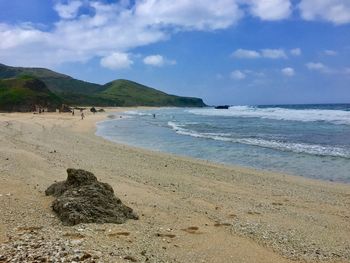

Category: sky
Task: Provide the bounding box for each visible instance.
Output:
[0,0,349,105]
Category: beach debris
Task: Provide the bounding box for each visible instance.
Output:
[45,168,138,225]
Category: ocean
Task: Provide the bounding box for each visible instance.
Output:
[96,104,350,183]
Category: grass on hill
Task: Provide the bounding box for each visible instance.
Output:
[0,63,206,107]
[0,76,62,112]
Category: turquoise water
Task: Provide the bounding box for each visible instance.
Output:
[96,104,350,183]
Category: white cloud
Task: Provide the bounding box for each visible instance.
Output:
[0,0,243,67]
[261,49,287,59]
[306,62,326,70]
[135,0,243,31]
[324,49,338,56]
[143,55,165,66]
[231,49,261,59]
[232,48,287,59]
[100,52,133,70]
[54,0,83,19]
[290,48,302,56]
[230,70,246,80]
[281,67,295,76]
[305,62,350,75]
[306,62,330,73]
[143,54,176,67]
[246,0,292,20]
[1,0,349,69]
[299,0,350,25]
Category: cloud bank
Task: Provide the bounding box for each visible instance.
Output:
[299,0,350,25]
[0,0,349,68]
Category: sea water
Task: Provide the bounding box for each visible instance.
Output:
[96,104,350,183]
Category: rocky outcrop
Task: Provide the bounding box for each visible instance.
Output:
[46,168,138,225]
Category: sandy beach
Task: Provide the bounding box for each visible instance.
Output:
[0,109,349,263]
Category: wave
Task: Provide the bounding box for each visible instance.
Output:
[187,106,350,125]
[167,121,350,158]
[124,110,152,116]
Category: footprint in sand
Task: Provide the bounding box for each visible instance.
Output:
[16,226,43,232]
[247,211,261,215]
[181,226,202,234]
[107,231,130,237]
[156,233,176,238]
[272,202,283,206]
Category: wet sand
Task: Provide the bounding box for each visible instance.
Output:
[0,109,349,262]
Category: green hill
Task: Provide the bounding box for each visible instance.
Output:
[0,63,101,94]
[0,76,62,112]
[0,63,206,108]
[100,79,206,107]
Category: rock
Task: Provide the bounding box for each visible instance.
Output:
[45,169,98,197]
[60,104,72,113]
[46,168,138,225]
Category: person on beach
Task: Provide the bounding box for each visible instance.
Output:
[81,112,85,120]
[72,110,75,116]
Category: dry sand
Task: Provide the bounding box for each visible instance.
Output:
[0,109,349,263]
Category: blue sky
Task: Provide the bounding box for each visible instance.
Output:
[0,0,349,105]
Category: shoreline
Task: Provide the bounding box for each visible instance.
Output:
[97,108,349,187]
[0,108,349,262]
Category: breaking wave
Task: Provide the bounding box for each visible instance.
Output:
[187,106,350,125]
[167,121,350,158]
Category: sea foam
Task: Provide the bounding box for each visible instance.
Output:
[187,106,350,125]
[167,121,350,158]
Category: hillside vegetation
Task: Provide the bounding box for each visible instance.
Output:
[0,63,101,94]
[0,76,62,112]
[100,79,205,107]
[0,63,206,109]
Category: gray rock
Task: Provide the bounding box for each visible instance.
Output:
[46,168,138,225]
